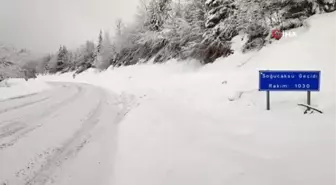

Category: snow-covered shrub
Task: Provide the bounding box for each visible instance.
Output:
[205,0,236,28]
[242,23,269,53]
[281,0,313,19]
[190,36,233,64]
[280,18,304,30]
[116,35,168,66]
[309,0,336,13]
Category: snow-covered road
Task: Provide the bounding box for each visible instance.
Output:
[0,82,123,185]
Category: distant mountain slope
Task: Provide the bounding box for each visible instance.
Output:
[0,58,25,81]
[0,44,38,81]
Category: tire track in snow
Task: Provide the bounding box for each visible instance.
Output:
[24,93,106,185]
[0,93,39,102]
[0,121,25,139]
[0,85,84,150]
[0,97,50,115]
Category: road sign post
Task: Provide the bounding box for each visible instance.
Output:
[307,91,311,106]
[259,70,320,110]
[266,91,270,110]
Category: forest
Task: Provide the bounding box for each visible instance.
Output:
[1,0,335,79]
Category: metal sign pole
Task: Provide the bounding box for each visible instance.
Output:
[267,91,270,110]
[307,91,311,111]
[307,91,311,106]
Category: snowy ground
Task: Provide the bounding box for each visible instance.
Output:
[0,82,124,185]
[15,12,336,185]
[0,79,51,101]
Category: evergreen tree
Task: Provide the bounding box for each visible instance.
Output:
[55,45,69,72]
[91,30,103,66]
[115,19,124,36]
[97,30,103,54]
[95,32,115,70]
[84,41,96,65]
[57,45,64,66]
[145,0,172,31]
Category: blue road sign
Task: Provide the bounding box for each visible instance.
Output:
[259,70,320,91]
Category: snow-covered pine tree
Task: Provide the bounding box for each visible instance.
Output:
[204,0,236,29]
[72,41,95,73]
[57,45,64,66]
[55,45,69,72]
[183,0,235,64]
[36,54,52,74]
[115,19,124,36]
[91,30,103,69]
[95,31,115,70]
[85,41,96,65]
[145,0,172,31]
[183,0,207,28]
[96,30,103,54]
[176,0,207,59]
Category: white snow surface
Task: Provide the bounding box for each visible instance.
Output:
[0,79,51,101]
[36,12,336,185]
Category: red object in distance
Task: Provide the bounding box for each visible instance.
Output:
[272,29,283,40]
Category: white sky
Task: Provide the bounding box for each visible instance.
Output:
[0,0,139,53]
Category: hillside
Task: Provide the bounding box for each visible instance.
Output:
[0,60,24,81]
[0,0,335,185]
[38,11,336,185]
[26,0,336,75]
[0,44,38,80]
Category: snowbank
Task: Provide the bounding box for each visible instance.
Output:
[0,79,51,101]
[39,12,335,185]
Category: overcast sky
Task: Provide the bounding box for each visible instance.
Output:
[0,0,139,54]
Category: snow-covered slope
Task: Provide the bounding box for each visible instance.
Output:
[0,44,38,80]
[0,79,51,100]
[0,44,36,66]
[38,12,335,185]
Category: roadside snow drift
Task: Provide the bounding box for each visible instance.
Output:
[0,79,50,101]
[39,12,335,185]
